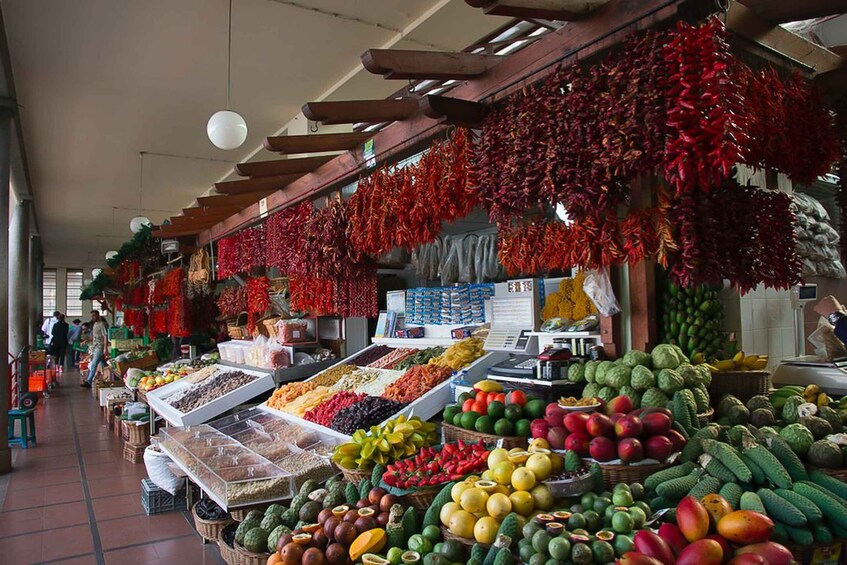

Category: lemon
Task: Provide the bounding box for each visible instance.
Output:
[491,461,516,486]
[509,490,535,516]
[486,492,513,520]
[511,467,537,491]
[452,482,474,504]
[474,516,500,544]
[460,487,489,513]
[448,510,477,539]
[526,453,553,481]
[487,447,510,469]
[530,484,554,511]
[508,449,529,464]
[440,501,461,527]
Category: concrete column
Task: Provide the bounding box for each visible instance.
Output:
[0,110,13,474]
[9,200,30,381]
[29,236,40,346]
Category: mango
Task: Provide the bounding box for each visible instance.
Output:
[633,531,676,565]
[704,535,732,564]
[677,496,710,543]
[676,539,723,565]
[734,542,793,565]
[618,553,665,565]
[700,494,732,529]
[716,511,774,545]
[657,523,688,557]
[727,555,767,565]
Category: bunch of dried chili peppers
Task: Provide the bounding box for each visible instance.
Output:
[216,286,248,319]
[216,224,266,279]
[246,276,270,332]
[265,201,313,274]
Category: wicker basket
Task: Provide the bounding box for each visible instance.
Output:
[697,407,715,426]
[818,468,847,482]
[235,541,272,565]
[270,277,289,295]
[339,467,372,485]
[598,462,669,491]
[707,371,771,407]
[403,489,439,511]
[121,420,150,446]
[228,312,249,340]
[442,422,529,450]
[123,442,146,464]
[441,526,490,549]
[192,502,233,544]
[218,524,241,565]
[230,504,269,522]
[263,317,282,339]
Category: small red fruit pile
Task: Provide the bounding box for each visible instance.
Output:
[382,440,489,489]
[618,494,792,565]
[532,395,685,463]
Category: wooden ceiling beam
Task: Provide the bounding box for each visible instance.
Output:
[196,191,272,208]
[362,49,502,80]
[301,99,419,125]
[182,206,243,219]
[214,174,304,195]
[738,0,847,24]
[465,0,610,20]
[153,226,205,238]
[234,155,335,178]
[727,1,845,75]
[419,95,489,128]
[263,132,373,154]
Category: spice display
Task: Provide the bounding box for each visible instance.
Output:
[367,348,418,369]
[348,345,392,367]
[289,273,378,319]
[382,365,452,403]
[330,396,407,435]
[542,271,594,321]
[353,370,404,397]
[308,364,357,388]
[279,386,337,417]
[348,128,478,256]
[246,276,270,333]
[267,381,318,410]
[428,337,485,371]
[393,347,445,370]
[303,391,367,427]
[185,364,220,384]
[329,368,381,393]
[167,370,258,413]
[276,319,309,343]
[269,348,290,369]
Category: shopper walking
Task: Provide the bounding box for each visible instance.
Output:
[82,310,109,388]
[67,319,82,367]
[50,314,69,372]
[41,310,60,348]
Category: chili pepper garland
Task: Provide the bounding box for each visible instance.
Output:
[216,224,266,280]
[265,201,313,274]
[246,276,270,332]
[216,286,248,319]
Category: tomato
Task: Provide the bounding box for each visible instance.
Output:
[495,393,507,403]
[507,390,527,406]
[462,399,475,413]
[475,391,488,403]
[472,400,487,414]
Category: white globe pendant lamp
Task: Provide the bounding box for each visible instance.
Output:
[105,250,118,261]
[130,216,151,234]
[207,0,247,150]
[92,268,103,279]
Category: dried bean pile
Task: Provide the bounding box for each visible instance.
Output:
[330,396,407,435]
[368,348,418,369]
[169,371,257,413]
[303,391,367,427]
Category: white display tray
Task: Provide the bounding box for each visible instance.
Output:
[99,387,130,407]
[259,349,507,439]
[147,365,274,427]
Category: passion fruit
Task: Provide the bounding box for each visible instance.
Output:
[369,487,388,505]
[552,511,572,522]
[292,533,313,546]
[362,554,391,565]
[343,509,359,523]
[318,508,334,525]
[277,533,295,553]
[302,547,327,565]
[312,529,329,550]
[332,505,350,517]
[376,511,390,527]
[535,513,555,524]
[354,514,377,533]
[280,543,304,565]
[325,543,347,565]
[302,523,321,534]
[569,534,590,544]
[595,530,615,542]
[334,521,357,546]
[546,523,564,535]
[357,507,377,517]
[475,480,498,493]
[323,517,340,542]
[356,499,371,509]
[401,551,421,565]
[379,494,399,512]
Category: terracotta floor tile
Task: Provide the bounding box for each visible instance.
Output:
[104,543,162,565]
[7,466,81,490]
[81,450,121,465]
[98,514,194,550]
[153,535,227,564]
[85,459,148,479]
[41,524,95,562]
[93,493,146,521]
[0,501,89,536]
[13,453,79,470]
[50,554,99,565]
[89,474,147,499]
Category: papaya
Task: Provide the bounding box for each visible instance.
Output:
[349,529,387,561]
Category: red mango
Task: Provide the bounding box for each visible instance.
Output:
[618,553,665,565]
[658,523,688,557]
[633,531,676,565]
[676,539,723,565]
[677,496,710,542]
[717,511,774,545]
[727,555,768,565]
[704,535,733,564]
[734,542,792,565]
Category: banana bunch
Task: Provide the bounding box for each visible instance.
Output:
[770,385,805,410]
[801,383,833,408]
[711,351,768,372]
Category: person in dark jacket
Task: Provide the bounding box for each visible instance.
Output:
[815,296,847,344]
[50,314,69,371]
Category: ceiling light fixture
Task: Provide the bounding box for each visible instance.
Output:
[207,0,247,150]
[105,251,118,261]
[130,152,152,234]
[92,268,103,278]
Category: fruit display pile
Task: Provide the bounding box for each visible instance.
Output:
[442,381,540,438]
[383,441,489,489]
[331,416,440,471]
[533,402,685,464]
[578,344,712,412]
[657,283,726,360]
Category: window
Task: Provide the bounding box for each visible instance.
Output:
[42,269,56,318]
[66,269,84,317]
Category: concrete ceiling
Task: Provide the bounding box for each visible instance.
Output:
[1,0,504,266]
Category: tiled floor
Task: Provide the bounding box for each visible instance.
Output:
[0,371,226,564]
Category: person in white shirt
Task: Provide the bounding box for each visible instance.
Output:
[41,311,60,347]
[82,310,109,387]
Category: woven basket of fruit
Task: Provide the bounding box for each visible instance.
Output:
[598,462,669,491]
[234,541,272,565]
[403,488,439,511]
[707,371,770,406]
[696,407,714,425]
[441,423,528,450]
[217,523,241,565]
[192,500,233,544]
[339,467,372,485]
[230,505,268,522]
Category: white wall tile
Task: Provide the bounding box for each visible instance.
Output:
[740,301,753,331]
[782,327,798,358]
[742,330,753,351]
[753,329,768,354]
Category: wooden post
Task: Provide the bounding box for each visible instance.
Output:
[0,109,11,474]
[600,266,622,358]
[629,177,658,352]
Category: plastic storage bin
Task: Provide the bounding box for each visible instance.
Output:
[141,478,186,515]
